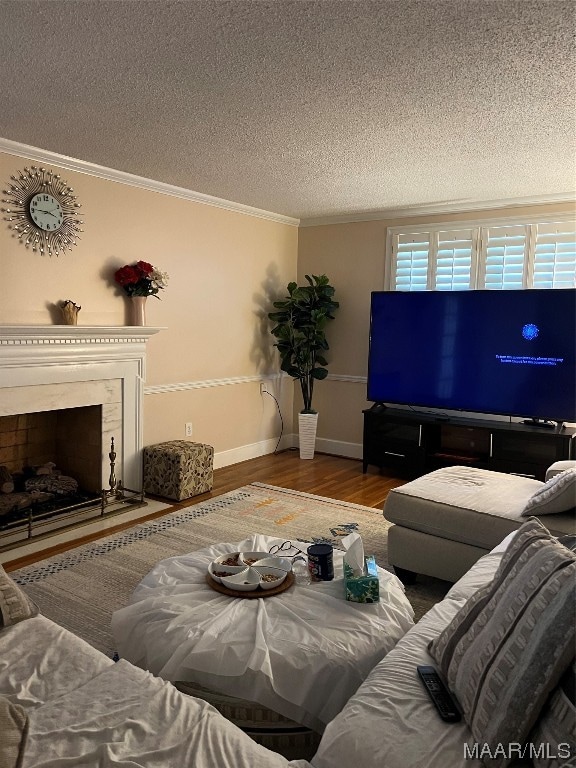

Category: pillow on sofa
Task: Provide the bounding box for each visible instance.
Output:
[0,695,28,768]
[521,468,576,516]
[0,565,38,629]
[429,518,575,768]
[529,660,575,768]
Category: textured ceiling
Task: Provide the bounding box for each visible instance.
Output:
[0,0,574,222]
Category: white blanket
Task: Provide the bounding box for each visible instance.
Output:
[21,660,311,768]
[0,616,112,709]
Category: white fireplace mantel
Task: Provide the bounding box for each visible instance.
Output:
[0,324,162,357]
[0,325,163,489]
[0,325,163,340]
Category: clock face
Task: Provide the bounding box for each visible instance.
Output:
[29,193,64,232]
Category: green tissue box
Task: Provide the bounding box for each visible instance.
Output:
[343,556,380,603]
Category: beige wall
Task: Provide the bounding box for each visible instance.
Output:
[298,202,576,449]
[0,151,298,464]
[2,147,572,464]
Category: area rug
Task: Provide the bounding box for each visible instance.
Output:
[11,483,448,655]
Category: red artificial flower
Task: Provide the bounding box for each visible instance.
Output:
[113,260,167,298]
[135,261,154,276]
[114,265,140,286]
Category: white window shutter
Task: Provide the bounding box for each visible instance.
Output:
[482,225,527,289]
[388,215,575,293]
[393,232,430,291]
[533,221,576,289]
[434,229,475,290]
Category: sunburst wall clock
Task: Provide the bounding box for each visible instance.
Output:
[1,166,83,255]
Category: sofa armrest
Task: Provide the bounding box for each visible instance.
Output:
[546,460,576,481]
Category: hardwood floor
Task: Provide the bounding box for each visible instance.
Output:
[4,451,406,571]
[207,450,405,509]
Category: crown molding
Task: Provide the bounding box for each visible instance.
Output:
[300,193,576,227]
[3,137,572,229]
[0,137,300,227]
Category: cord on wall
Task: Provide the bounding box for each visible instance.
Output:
[262,390,284,453]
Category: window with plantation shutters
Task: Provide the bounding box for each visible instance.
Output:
[387,215,576,291]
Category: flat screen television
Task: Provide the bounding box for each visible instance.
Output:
[367,289,576,424]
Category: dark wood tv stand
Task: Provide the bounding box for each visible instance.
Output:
[362,406,576,481]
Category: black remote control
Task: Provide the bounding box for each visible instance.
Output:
[417,665,462,723]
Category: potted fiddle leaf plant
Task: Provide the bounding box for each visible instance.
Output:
[268,274,339,458]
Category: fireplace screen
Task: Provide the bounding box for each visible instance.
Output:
[0,407,143,550]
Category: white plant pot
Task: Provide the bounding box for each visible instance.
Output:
[298,412,319,460]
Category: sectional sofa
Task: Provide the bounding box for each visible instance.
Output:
[1,518,574,768]
[385,462,576,582]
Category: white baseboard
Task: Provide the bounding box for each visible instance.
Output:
[214,434,361,468]
[213,434,297,469]
[314,437,363,460]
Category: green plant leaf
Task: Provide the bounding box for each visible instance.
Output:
[267,274,339,411]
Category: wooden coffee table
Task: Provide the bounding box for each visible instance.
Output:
[111,533,414,733]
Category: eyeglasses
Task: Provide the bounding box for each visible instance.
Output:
[268,540,306,558]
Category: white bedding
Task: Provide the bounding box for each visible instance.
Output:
[0,615,112,708]
[1,615,311,767]
[21,660,311,768]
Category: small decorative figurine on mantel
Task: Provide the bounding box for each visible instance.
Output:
[60,299,81,325]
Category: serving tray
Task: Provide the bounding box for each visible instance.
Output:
[205,570,294,598]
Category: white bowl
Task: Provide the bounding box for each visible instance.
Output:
[220,567,261,591]
[252,556,292,572]
[239,551,270,566]
[253,566,288,590]
[214,552,242,567]
[208,562,246,584]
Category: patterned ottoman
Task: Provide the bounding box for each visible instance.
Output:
[143,441,214,501]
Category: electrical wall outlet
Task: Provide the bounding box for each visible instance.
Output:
[185,422,193,437]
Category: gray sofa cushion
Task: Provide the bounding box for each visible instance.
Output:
[522,468,576,516]
[0,565,37,629]
[530,661,576,768]
[0,695,28,768]
[429,519,575,768]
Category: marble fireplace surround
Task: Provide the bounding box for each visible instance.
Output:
[0,326,162,492]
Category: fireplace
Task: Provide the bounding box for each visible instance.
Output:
[0,325,161,551]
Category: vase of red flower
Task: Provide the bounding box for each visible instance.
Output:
[114,260,168,326]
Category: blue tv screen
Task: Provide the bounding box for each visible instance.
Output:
[367,289,576,423]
